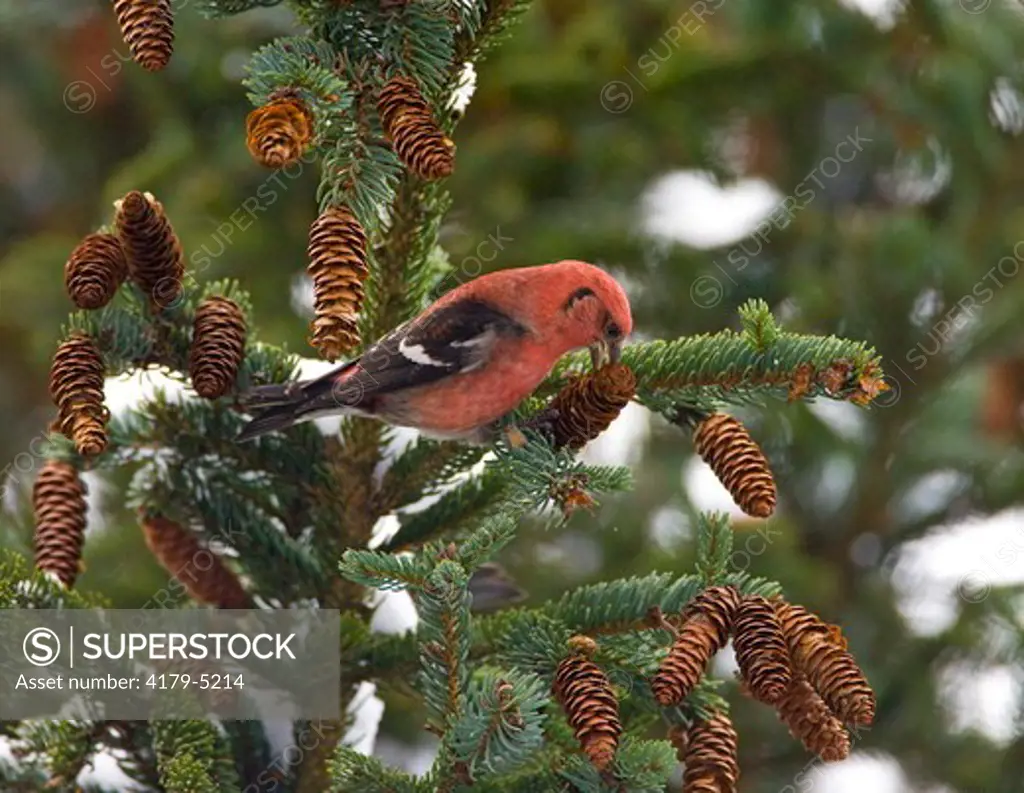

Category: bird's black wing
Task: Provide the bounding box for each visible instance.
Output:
[300,297,528,412]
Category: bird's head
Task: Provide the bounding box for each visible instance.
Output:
[546,260,633,367]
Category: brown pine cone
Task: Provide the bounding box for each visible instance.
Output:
[651,585,740,706]
[732,594,792,705]
[115,191,185,309]
[32,461,88,588]
[693,413,777,518]
[553,649,621,771]
[775,600,875,726]
[141,515,250,609]
[667,724,689,762]
[682,713,740,793]
[307,206,368,361]
[378,75,454,180]
[547,364,637,449]
[65,233,128,310]
[49,333,108,456]
[113,0,174,72]
[378,75,431,131]
[245,97,314,169]
[189,297,247,399]
[772,676,851,762]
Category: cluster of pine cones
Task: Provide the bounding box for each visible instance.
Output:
[54,191,248,456]
[651,586,874,767]
[551,587,873,790]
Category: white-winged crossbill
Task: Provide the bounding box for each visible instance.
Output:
[237,259,632,443]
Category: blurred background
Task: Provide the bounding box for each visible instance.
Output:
[2,0,1024,790]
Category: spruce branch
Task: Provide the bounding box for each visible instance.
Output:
[378,438,488,512]
[418,560,473,734]
[330,747,418,792]
[339,548,430,591]
[381,0,455,99]
[385,469,508,552]
[194,0,283,18]
[695,512,734,585]
[244,37,349,110]
[558,736,676,793]
[738,298,781,353]
[152,720,241,793]
[446,670,547,783]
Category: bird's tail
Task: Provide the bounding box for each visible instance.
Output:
[236,382,311,442]
[237,362,360,442]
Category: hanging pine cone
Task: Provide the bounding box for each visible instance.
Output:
[307,206,368,361]
[771,676,851,762]
[49,333,108,456]
[113,0,174,72]
[141,515,250,609]
[115,191,185,309]
[378,75,431,130]
[552,639,621,771]
[774,600,875,726]
[189,296,247,399]
[693,412,777,518]
[667,724,689,762]
[64,233,128,310]
[547,364,637,449]
[651,585,740,706]
[32,461,88,588]
[378,75,455,180]
[682,713,740,793]
[732,594,792,705]
[245,97,314,169]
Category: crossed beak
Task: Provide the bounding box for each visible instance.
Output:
[589,339,621,369]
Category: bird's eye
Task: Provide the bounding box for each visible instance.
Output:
[606,323,622,339]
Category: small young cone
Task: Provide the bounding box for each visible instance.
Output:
[307,206,368,361]
[651,585,740,706]
[772,676,851,762]
[245,97,314,169]
[49,333,108,456]
[693,413,777,518]
[775,600,876,726]
[548,364,637,449]
[378,75,454,180]
[115,191,185,309]
[32,461,88,588]
[189,296,247,399]
[65,233,128,310]
[553,645,622,771]
[682,713,740,793]
[141,515,250,609]
[733,594,792,705]
[113,0,174,72]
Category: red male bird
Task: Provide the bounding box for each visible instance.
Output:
[237,260,632,443]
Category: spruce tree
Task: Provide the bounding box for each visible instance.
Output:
[18,1,1012,791]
